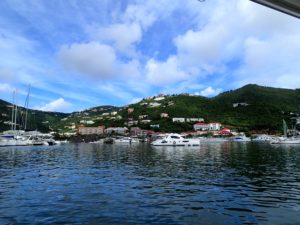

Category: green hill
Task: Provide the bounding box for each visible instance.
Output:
[0,99,68,132]
[1,84,299,134]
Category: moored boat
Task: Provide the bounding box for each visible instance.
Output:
[231,135,251,142]
[151,133,200,146]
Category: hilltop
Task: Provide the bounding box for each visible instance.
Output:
[1,84,300,134]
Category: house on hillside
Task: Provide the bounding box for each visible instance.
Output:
[128,108,134,113]
[160,113,169,118]
[140,119,151,124]
[172,118,185,123]
[186,118,204,122]
[127,120,139,126]
[154,96,165,101]
[233,102,249,108]
[139,115,148,119]
[149,102,161,107]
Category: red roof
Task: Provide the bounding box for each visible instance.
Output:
[195,122,206,125]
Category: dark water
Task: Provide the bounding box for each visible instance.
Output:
[0,142,300,225]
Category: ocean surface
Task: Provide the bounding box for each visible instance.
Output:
[0,142,300,225]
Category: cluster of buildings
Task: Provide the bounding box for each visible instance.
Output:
[61,94,233,137]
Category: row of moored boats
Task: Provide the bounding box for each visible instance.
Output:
[0,130,64,147]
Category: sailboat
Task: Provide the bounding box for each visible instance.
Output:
[270,119,300,144]
[0,87,56,147]
[0,90,33,146]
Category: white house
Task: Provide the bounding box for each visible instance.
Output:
[186,118,204,122]
[194,122,209,131]
[160,113,169,118]
[172,118,185,123]
[208,122,222,131]
[154,96,165,101]
[149,102,161,107]
[233,102,249,108]
[140,119,152,124]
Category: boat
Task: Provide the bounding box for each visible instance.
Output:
[252,134,276,142]
[270,136,300,144]
[270,119,300,144]
[231,135,251,142]
[0,89,58,147]
[114,137,139,144]
[151,133,200,146]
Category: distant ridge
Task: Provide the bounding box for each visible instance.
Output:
[1,84,299,133]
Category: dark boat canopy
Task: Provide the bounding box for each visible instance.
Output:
[251,0,300,19]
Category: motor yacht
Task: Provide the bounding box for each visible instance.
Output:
[151,133,200,146]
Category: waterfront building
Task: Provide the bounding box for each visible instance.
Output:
[208,122,222,131]
[130,127,143,136]
[194,122,209,131]
[105,127,128,135]
[78,126,105,135]
[218,128,231,135]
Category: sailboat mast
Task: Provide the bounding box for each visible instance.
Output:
[24,85,31,130]
[283,119,287,137]
[11,90,15,130]
[14,90,18,131]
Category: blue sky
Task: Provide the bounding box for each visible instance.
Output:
[0,0,300,112]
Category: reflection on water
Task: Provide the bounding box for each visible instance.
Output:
[0,142,300,225]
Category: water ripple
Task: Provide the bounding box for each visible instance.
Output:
[0,142,300,224]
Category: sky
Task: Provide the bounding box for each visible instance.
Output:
[0,0,300,113]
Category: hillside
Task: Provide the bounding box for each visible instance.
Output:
[1,84,300,133]
[0,99,68,132]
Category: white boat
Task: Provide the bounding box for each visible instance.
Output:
[0,135,33,146]
[151,133,200,146]
[270,119,300,144]
[252,134,276,142]
[270,136,300,144]
[231,135,251,142]
[114,137,139,144]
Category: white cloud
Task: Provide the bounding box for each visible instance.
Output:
[39,98,72,112]
[145,56,190,86]
[0,83,13,93]
[58,42,116,79]
[88,23,142,55]
[199,87,222,97]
